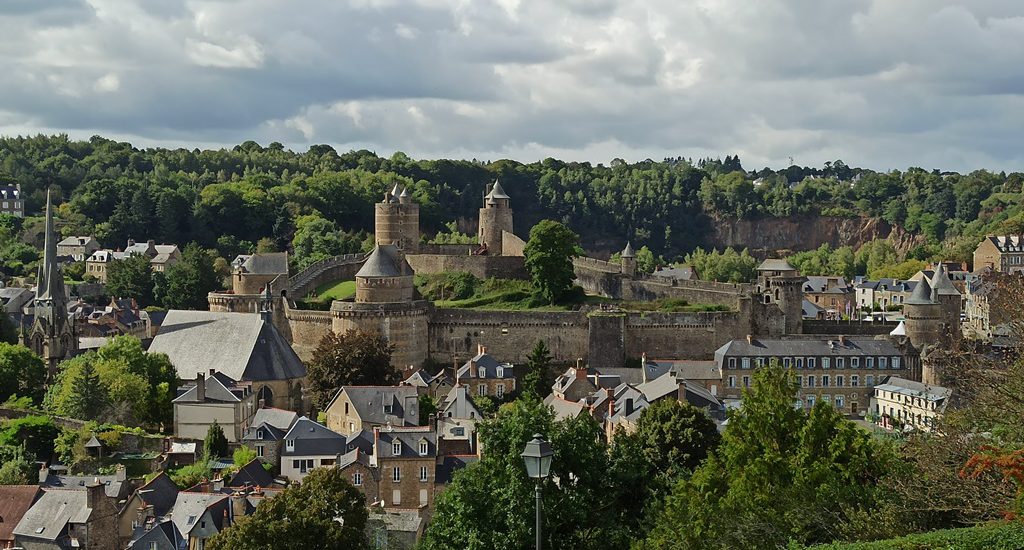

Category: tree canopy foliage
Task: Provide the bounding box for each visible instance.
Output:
[524,219,580,304]
[307,329,396,410]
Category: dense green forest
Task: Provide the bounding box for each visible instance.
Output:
[2,134,1023,276]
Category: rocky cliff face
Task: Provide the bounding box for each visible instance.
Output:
[707,216,924,256]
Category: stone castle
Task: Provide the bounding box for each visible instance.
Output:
[209,182,959,371]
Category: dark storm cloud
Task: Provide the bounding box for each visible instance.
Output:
[1,0,1023,171]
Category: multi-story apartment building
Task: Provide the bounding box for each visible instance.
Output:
[714,336,915,416]
[871,376,951,432]
[974,235,1024,273]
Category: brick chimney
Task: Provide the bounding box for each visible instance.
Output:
[230,491,247,524]
[38,463,48,484]
[746,334,753,345]
[86,479,104,510]
[115,464,126,482]
[574,358,587,380]
[606,388,615,418]
[212,476,224,492]
[477,343,486,355]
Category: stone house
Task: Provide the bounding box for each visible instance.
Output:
[337,448,380,505]
[855,278,917,310]
[371,426,438,510]
[230,252,289,295]
[0,183,24,217]
[456,345,516,400]
[871,376,951,432]
[715,336,916,416]
[280,417,348,481]
[117,472,178,546]
[57,236,100,262]
[0,286,32,313]
[324,386,420,437]
[974,235,1024,273]
[435,385,480,455]
[802,276,854,318]
[172,371,256,443]
[167,493,230,550]
[84,240,180,282]
[239,407,298,470]
[14,483,119,550]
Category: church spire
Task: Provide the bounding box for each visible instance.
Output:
[37,190,65,303]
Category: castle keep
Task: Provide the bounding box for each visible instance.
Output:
[209,182,953,371]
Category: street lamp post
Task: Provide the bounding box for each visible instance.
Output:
[521,433,553,550]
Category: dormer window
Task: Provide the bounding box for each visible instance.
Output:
[392,441,402,455]
[478,367,486,378]
[496,366,504,378]
[383,403,393,414]
[419,441,428,456]
[286,439,294,451]
[257,429,264,439]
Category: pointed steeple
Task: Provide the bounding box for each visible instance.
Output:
[37,190,65,303]
[485,179,510,200]
[621,241,635,258]
[929,263,959,296]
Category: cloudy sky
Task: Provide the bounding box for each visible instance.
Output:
[2,0,1023,171]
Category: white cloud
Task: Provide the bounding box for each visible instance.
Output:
[0,0,1022,171]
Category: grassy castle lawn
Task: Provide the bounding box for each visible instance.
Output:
[419,273,730,313]
[313,279,356,302]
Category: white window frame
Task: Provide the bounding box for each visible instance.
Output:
[807,375,815,388]
[741,357,750,369]
[478,384,487,396]
[496,383,505,399]
[393,441,402,456]
[728,375,736,388]
[892,357,901,369]
[851,375,859,387]
[822,357,830,369]
[420,466,428,482]
[822,375,830,387]
[496,366,504,378]
[353,472,363,486]
[393,467,401,482]
[419,441,428,456]
[835,395,845,409]
[837,357,844,369]
[478,367,486,378]
[286,439,294,451]
[256,445,264,457]
[742,375,750,388]
[808,357,816,369]
[728,357,736,369]
[878,357,887,369]
[836,375,844,387]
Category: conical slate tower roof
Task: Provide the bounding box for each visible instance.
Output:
[929,264,960,296]
[906,278,935,305]
[621,242,635,258]
[37,190,66,303]
[485,180,510,200]
[356,245,404,278]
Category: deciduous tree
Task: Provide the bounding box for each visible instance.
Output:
[307,330,396,410]
[524,219,579,304]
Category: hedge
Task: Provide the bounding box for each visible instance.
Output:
[811,522,1024,550]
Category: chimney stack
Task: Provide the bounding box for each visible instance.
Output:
[746,334,753,345]
[230,491,247,523]
[38,463,48,485]
[574,358,587,380]
[371,427,380,467]
[86,479,104,510]
[196,373,205,401]
[115,464,127,482]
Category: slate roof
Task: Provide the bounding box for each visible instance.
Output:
[328,386,419,427]
[929,265,960,296]
[544,394,589,420]
[42,473,130,499]
[135,472,179,517]
[0,184,20,199]
[434,454,477,485]
[984,235,1024,253]
[57,236,96,247]
[345,429,376,455]
[803,299,825,318]
[651,265,694,281]
[337,448,370,470]
[13,489,90,541]
[457,351,513,380]
[621,241,635,258]
[228,459,274,488]
[282,417,348,457]
[173,372,247,404]
[757,258,796,272]
[249,408,298,432]
[377,427,437,459]
[715,337,903,358]
[168,493,228,537]
[803,276,851,294]
[149,310,306,382]
[0,485,41,542]
[239,252,288,275]
[485,180,510,200]
[906,278,935,305]
[129,518,181,550]
[356,244,406,278]
[648,359,721,381]
[875,376,951,402]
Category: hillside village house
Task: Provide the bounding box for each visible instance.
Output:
[714,336,915,416]
[13,482,119,550]
[370,426,439,509]
[85,239,181,282]
[240,407,299,469]
[0,183,24,217]
[0,485,41,549]
[281,417,349,481]
[802,276,854,317]
[872,377,951,432]
[57,236,100,262]
[855,278,917,310]
[974,235,1024,273]
[325,386,420,436]
[456,345,516,399]
[172,371,256,443]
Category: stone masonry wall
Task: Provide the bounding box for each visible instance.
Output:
[624,310,751,360]
[407,254,528,280]
[428,309,589,364]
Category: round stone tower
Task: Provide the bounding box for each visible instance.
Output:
[903,277,943,349]
[620,241,636,277]
[374,184,419,253]
[928,263,962,343]
[478,180,513,255]
[332,243,430,368]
